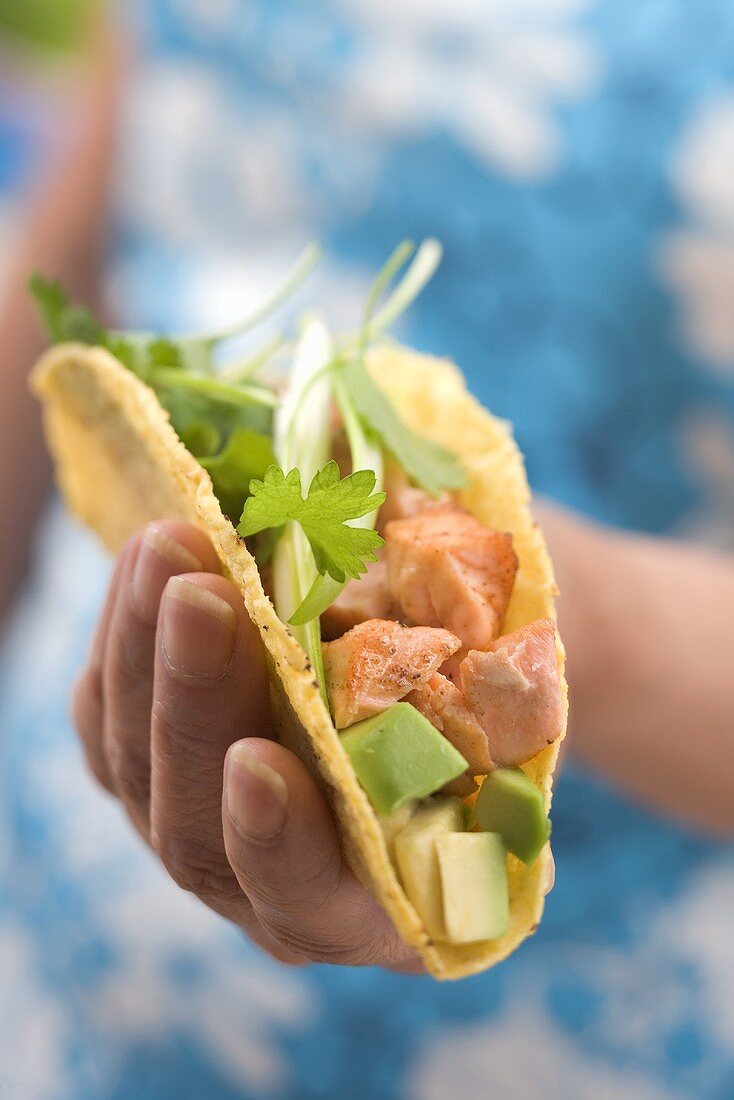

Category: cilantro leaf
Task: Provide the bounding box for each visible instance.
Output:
[341,358,467,497]
[29,275,148,375]
[160,386,272,448]
[29,274,107,345]
[238,461,386,582]
[147,337,183,370]
[200,427,275,521]
[106,335,144,374]
[178,421,222,457]
[29,274,68,340]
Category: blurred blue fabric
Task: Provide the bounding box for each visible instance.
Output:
[1,1,733,1097]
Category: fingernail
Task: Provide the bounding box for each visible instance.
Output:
[161,576,236,679]
[132,525,203,625]
[544,851,555,895]
[225,743,288,840]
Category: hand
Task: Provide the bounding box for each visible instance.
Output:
[73,520,420,969]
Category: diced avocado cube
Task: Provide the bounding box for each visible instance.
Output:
[394,798,463,939]
[340,703,468,816]
[436,832,509,943]
[379,800,417,862]
[474,767,549,865]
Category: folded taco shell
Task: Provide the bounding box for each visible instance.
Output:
[32,342,567,980]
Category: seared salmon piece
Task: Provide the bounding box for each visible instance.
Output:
[321,560,400,641]
[439,652,463,686]
[323,619,460,729]
[441,772,480,798]
[460,619,562,766]
[377,466,453,533]
[385,509,518,650]
[408,672,494,777]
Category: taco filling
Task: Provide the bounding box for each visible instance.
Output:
[316,477,562,943]
[30,240,565,958]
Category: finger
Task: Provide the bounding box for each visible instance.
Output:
[102,521,220,835]
[72,540,133,792]
[150,573,273,925]
[235,908,311,967]
[222,738,418,968]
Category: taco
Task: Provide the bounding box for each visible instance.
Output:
[30,243,567,980]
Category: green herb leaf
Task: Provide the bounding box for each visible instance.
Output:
[147,337,183,370]
[238,461,385,583]
[147,367,277,409]
[157,386,273,465]
[288,370,385,627]
[178,421,222,458]
[199,427,276,521]
[29,274,107,345]
[106,336,144,374]
[341,359,466,496]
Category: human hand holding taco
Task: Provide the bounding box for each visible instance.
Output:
[71,515,430,969]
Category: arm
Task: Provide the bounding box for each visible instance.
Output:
[0,24,120,621]
[538,503,734,835]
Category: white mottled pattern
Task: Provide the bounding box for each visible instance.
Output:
[675,411,734,551]
[407,998,672,1100]
[661,94,734,373]
[338,0,600,178]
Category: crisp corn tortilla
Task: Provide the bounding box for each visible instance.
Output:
[32,341,568,980]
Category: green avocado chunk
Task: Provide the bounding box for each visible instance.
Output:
[378,801,418,862]
[393,798,463,939]
[474,767,550,865]
[436,832,509,943]
[340,703,468,816]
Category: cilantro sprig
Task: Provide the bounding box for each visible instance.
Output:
[238,462,385,583]
[29,251,325,522]
[31,241,467,649]
[200,427,276,521]
[267,318,335,703]
[29,274,107,346]
[28,246,322,388]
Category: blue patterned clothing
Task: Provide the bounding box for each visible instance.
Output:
[1,2,733,1097]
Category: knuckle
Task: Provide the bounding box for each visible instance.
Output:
[72,670,115,794]
[105,737,151,807]
[264,919,376,967]
[114,763,151,807]
[153,830,240,906]
[116,632,155,684]
[285,857,342,912]
[241,849,342,921]
[72,667,103,739]
[81,745,115,795]
[253,869,386,966]
[152,697,216,754]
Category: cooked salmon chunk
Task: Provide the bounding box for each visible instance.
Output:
[460,619,562,766]
[323,619,461,729]
[321,560,399,641]
[377,467,453,533]
[408,672,494,777]
[385,509,518,650]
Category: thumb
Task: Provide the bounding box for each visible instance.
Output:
[222,738,415,967]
